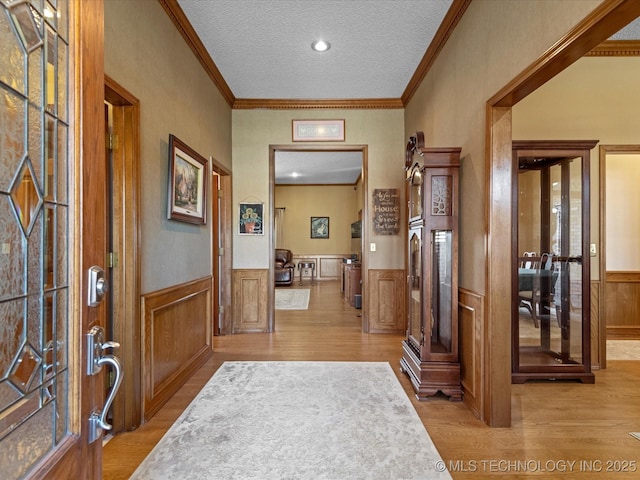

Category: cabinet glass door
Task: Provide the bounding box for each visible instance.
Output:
[430,230,452,354]
[408,228,422,349]
[513,140,594,383]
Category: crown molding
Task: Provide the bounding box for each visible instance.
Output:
[158,0,236,107]
[586,40,640,56]
[232,98,404,110]
[401,0,472,106]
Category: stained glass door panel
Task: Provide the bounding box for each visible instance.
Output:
[0,1,70,477]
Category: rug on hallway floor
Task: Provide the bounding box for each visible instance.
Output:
[129,361,451,480]
[275,288,310,310]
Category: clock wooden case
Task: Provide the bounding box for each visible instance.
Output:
[400,131,462,401]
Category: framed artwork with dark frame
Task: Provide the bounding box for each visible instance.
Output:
[310,216,329,239]
[239,202,264,235]
[167,134,208,224]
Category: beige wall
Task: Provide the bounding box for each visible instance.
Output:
[275,185,358,255]
[232,109,404,270]
[104,0,232,293]
[513,56,640,278]
[404,0,600,294]
[605,154,640,271]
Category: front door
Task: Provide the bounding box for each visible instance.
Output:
[0,0,106,478]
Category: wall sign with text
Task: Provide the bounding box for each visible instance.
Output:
[373,188,400,235]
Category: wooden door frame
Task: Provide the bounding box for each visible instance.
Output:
[268,145,368,333]
[485,0,640,427]
[211,163,233,335]
[104,76,141,432]
[598,144,640,368]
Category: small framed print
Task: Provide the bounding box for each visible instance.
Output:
[292,119,345,142]
[167,134,207,225]
[310,217,329,239]
[239,202,264,235]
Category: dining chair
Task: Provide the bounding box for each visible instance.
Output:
[521,251,537,269]
[518,253,554,328]
[518,252,537,319]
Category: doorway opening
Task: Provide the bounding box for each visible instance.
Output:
[210,162,233,335]
[599,145,640,366]
[104,77,141,433]
[268,145,368,332]
[485,4,640,426]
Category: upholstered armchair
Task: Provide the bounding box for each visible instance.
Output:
[275,249,295,286]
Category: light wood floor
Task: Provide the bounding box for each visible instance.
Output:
[103,280,640,479]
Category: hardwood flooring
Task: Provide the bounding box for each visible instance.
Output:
[103,280,640,479]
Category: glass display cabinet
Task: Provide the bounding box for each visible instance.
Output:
[512,140,597,383]
[400,131,462,401]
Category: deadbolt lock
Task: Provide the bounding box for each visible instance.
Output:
[88,266,109,307]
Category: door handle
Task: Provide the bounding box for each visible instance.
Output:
[86,326,124,443]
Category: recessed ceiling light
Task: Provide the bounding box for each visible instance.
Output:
[311,40,330,52]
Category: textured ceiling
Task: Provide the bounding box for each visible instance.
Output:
[177,0,454,184]
[175,1,640,184]
[611,18,640,40]
[177,0,453,100]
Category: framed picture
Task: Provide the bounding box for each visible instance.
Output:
[167,134,208,224]
[310,216,329,239]
[239,202,264,235]
[292,119,345,142]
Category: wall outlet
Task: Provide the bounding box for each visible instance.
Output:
[370,243,376,252]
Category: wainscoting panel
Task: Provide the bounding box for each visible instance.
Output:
[459,288,484,420]
[292,254,348,281]
[591,280,602,369]
[142,276,212,420]
[605,271,640,339]
[318,256,343,279]
[233,269,269,333]
[367,269,405,334]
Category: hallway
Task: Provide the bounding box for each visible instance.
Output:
[104,281,640,479]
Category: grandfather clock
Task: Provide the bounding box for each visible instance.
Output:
[400,131,462,401]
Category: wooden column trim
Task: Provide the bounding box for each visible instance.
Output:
[484,105,512,427]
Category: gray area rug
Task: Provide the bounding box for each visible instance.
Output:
[275,288,310,310]
[130,361,451,479]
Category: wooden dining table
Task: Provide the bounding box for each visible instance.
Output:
[518,267,557,292]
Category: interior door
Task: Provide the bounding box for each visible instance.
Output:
[0,0,106,478]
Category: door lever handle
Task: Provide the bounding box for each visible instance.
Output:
[85,326,125,443]
[101,341,120,351]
